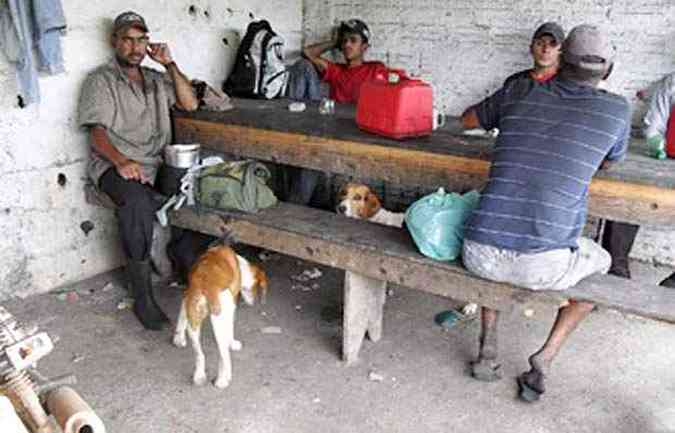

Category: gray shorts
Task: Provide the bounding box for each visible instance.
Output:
[462,238,611,291]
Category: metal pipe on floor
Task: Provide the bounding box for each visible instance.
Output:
[45,387,106,433]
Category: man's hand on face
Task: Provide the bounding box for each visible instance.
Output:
[116,159,150,184]
[147,43,173,66]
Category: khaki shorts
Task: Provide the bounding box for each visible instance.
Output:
[462,238,611,291]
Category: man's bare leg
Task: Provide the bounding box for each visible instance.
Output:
[471,307,502,381]
[519,300,594,400]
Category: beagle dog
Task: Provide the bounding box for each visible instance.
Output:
[336,183,405,228]
[335,182,478,316]
[173,244,268,388]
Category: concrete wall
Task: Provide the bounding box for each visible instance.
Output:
[0,0,302,299]
[303,0,675,266]
[303,0,675,118]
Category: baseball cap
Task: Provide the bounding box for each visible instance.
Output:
[563,24,615,72]
[113,11,149,33]
[532,22,565,45]
[340,19,371,43]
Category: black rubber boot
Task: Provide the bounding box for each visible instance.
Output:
[602,221,639,279]
[127,260,167,330]
[148,286,170,323]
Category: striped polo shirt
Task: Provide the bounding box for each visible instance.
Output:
[464,76,631,252]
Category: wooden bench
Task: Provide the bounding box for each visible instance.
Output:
[87,174,675,365]
[163,202,675,364]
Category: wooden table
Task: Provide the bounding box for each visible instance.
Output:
[169,99,675,363]
[173,98,675,227]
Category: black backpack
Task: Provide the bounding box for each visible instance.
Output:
[223,20,288,99]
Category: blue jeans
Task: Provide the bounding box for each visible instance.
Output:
[286,58,322,101]
[283,59,323,205]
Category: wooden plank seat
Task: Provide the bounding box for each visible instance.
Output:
[164,201,675,364]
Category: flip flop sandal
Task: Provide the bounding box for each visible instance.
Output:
[517,373,544,403]
[470,360,502,382]
[434,310,474,329]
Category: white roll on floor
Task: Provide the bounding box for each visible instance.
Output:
[0,395,30,433]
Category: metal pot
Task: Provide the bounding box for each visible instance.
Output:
[164,144,201,169]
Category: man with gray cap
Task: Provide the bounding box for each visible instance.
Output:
[462,22,565,127]
[458,25,630,402]
[78,11,198,331]
[503,21,565,86]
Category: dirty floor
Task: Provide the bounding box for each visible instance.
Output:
[5,252,675,433]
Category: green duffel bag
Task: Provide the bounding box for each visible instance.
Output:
[196,160,278,212]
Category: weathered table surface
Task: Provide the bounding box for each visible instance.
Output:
[173,98,675,226]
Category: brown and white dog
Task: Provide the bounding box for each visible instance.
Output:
[336,183,478,316]
[173,244,268,388]
[336,183,406,227]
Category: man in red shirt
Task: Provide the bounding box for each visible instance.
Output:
[303,19,386,104]
[285,19,386,205]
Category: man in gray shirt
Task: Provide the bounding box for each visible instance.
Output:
[78,11,198,330]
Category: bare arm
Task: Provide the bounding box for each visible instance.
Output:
[302,40,336,74]
[148,43,199,111]
[91,126,148,183]
[165,62,198,111]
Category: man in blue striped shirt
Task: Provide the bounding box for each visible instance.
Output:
[460,25,631,402]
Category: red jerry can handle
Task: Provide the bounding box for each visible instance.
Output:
[374,68,410,84]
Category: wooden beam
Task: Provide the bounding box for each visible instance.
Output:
[174,117,675,226]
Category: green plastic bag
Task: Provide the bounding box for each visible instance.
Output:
[646,135,667,160]
[405,188,480,261]
[196,160,277,212]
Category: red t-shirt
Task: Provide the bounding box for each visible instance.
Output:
[322,61,387,104]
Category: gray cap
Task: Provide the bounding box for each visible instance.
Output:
[532,22,565,45]
[113,11,148,33]
[563,24,614,72]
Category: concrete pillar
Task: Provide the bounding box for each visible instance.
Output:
[342,271,387,365]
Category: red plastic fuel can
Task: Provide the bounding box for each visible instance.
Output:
[356,69,433,140]
[666,107,675,158]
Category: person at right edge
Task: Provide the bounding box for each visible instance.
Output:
[602,68,675,284]
[602,64,675,282]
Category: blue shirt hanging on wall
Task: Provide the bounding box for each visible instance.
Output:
[0,0,67,106]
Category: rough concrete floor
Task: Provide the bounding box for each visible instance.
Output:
[4,252,675,433]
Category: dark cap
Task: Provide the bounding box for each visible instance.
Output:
[532,22,565,45]
[340,19,371,43]
[563,24,614,72]
[113,11,148,33]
